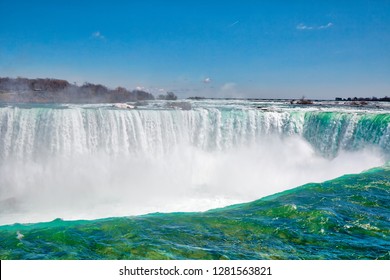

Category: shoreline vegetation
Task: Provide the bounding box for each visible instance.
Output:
[0,77,177,103]
[0,76,389,105]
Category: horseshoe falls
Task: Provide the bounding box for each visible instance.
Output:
[0,100,389,260]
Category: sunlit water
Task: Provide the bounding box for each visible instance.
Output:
[0,100,389,259]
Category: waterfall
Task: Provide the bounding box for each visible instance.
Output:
[0,103,388,224]
[1,106,389,160]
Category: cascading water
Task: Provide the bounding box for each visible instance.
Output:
[0,101,389,225]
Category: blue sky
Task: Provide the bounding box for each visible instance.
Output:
[0,0,389,99]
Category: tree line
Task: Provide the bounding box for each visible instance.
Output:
[335,96,390,102]
[0,77,177,103]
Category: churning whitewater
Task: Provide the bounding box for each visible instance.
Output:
[0,100,389,225]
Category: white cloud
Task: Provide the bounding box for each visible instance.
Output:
[319,22,333,29]
[296,22,333,31]
[228,20,239,28]
[203,77,211,83]
[296,23,313,30]
[91,31,105,40]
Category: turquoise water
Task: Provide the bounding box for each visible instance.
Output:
[0,100,389,259]
[1,166,389,260]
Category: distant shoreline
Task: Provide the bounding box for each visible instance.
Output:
[0,77,175,103]
[1,76,389,104]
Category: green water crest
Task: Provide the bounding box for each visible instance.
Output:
[1,166,389,260]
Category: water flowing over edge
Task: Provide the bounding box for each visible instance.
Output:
[0,100,389,225]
